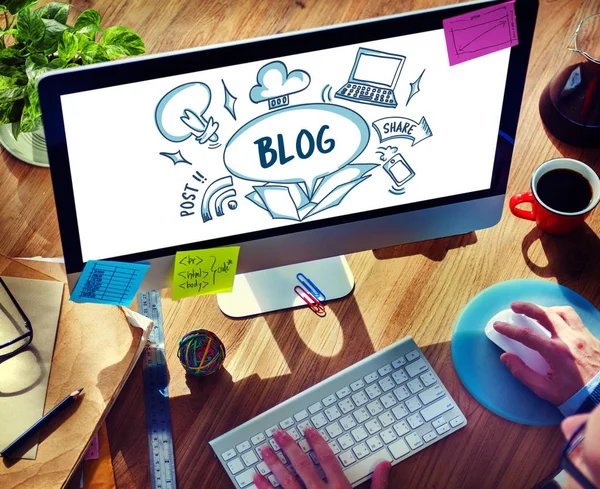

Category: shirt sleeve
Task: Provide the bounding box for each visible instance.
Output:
[558,370,600,417]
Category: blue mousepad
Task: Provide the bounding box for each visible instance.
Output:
[451,279,600,426]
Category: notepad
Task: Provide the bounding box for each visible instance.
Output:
[70,261,150,306]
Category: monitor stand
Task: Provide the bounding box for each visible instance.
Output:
[216,256,354,318]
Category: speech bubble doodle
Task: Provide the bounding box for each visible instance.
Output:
[224,103,370,196]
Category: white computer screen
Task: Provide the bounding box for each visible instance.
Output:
[352,54,402,86]
[60,28,510,262]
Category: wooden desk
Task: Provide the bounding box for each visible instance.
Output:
[2,0,600,488]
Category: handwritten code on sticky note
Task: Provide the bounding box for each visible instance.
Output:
[70,260,150,306]
[443,0,518,66]
[172,247,240,300]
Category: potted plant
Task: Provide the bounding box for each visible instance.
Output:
[0,1,145,166]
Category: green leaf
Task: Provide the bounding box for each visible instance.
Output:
[100,26,145,59]
[4,0,38,15]
[36,2,70,24]
[0,100,22,124]
[0,62,26,82]
[73,9,101,30]
[80,42,108,64]
[58,30,76,62]
[25,54,49,82]
[38,18,69,53]
[0,46,25,64]
[0,84,25,102]
[18,94,41,133]
[15,6,45,44]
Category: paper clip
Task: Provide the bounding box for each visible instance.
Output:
[294,285,326,317]
[296,273,326,301]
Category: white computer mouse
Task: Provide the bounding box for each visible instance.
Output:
[485,309,551,375]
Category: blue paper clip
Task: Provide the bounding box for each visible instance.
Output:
[296,273,326,301]
[294,285,326,317]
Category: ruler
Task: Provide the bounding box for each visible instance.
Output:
[138,290,177,489]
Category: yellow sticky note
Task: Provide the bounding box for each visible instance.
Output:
[172,247,240,300]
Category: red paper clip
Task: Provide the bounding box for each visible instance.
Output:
[294,285,326,317]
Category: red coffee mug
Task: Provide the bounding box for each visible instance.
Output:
[509,158,600,234]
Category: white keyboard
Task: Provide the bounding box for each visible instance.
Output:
[210,337,466,488]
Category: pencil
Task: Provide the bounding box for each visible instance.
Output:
[0,388,84,458]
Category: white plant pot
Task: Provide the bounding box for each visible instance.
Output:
[0,124,49,167]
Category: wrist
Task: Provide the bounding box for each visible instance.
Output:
[559,370,600,417]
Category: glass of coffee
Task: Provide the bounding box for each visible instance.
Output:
[509,158,600,234]
[539,14,600,147]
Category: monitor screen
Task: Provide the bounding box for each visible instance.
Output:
[350,52,404,87]
[58,27,510,264]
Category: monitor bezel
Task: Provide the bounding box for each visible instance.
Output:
[39,0,538,274]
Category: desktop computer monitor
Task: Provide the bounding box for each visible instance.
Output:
[39,0,538,316]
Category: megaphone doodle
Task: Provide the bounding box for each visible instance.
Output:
[155,82,220,144]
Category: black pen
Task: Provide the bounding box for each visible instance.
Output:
[1,388,84,458]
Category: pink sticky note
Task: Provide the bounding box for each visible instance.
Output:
[84,433,99,460]
[443,0,518,66]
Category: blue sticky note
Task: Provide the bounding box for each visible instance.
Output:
[70,260,150,306]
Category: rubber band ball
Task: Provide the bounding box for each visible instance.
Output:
[177,329,226,376]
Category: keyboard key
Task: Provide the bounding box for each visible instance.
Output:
[380,428,397,444]
[350,379,365,391]
[450,416,464,428]
[352,391,369,406]
[364,371,379,384]
[406,350,419,362]
[336,386,352,399]
[407,413,424,429]
[280,417,294,429]
[340,415,357,431]
[268,474,281,487]
[354,407,370,424]
[432,417,446,429]
[353,442,370,459]
[242,450,258,466]
[366,384,382,399]
[298,439,311,453]
[405,397,422,412]
[351,426,368,442]
[276,452,287,464]
[266,425,278,437]
[423,431,437,443]
[311,413,328,429]
[328,440,341,455]
[388,439,411,459]
[344,450,394,484]
[365,419,382,434]
[325,406,342,421]
[366,400,384,416]
[323,394,337,406]
[378,412,395,427]
[378,376,395,392]
[393,386,410,401]
[420,397,454,421]
[378,364,393,376]
[294,410,309,422]
[308,402,322,414]
[286,427,300,441]
[436,423,451,435]
[256,461,271,475]
[392,370,408,385]
[407,378,424,394]
[339,450,357,467]
[405,432,424,450]
[227,457,244,474]
[367,435,384,451]
[338,433,355,450]
[318,429,329,441]
[380,393,397,409]
[297,420,312,434]
[419,384,444,405]
[326,421,343,438]
[406,358,427,377]
[236,441,251,453]
[250,433,266,445]
[222,448,236,461]
[392,404,408,420]
[393,420,410,437]
[392,356,407,369]
[256,443,269,460]
[269,438,280,451]
[235,468,256,487]
[420,371,436,386]
[338,398,355,414]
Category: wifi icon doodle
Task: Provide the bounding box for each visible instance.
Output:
[201,176,238,223]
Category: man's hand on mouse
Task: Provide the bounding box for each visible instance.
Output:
[253,427,391,489]
[493,301,600,405]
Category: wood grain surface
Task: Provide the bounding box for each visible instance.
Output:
[1,0,600,488]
